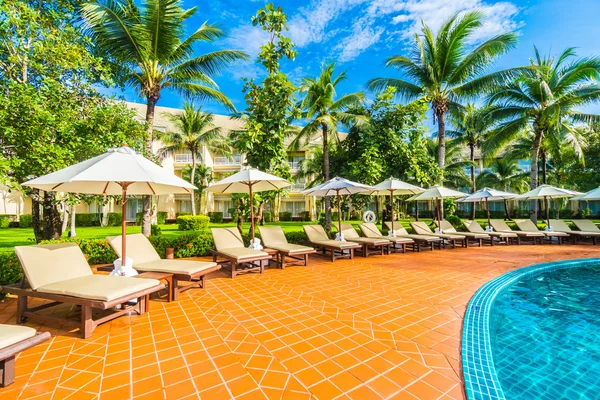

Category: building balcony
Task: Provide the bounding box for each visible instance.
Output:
[288,161,300,170]
[290,183,306,192]
[174,153,194,164]
[214,155,241,166]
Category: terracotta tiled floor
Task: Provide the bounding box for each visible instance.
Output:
[1,244,598,399]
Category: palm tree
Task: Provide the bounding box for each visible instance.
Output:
[484,47,600,221]
[292,63,365,232]
[157,103,230,215]
[367,11,518,176]
[82,0,248,235]
[477,158,529,218]
[426,138,473,189]
[181,164,213,214]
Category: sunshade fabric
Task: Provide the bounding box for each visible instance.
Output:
[207,167,290,194]
[571,186,600,201]
[457,187,517,203]
[22,146,196,195]
[517,184,574,199]
[362,177,425,196]
[302,177,375,196]
[407,186,466,201]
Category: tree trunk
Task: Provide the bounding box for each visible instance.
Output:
[190,153,197,216]
[31,197,43,243]
[470,144,476,219]
[61,205,69,234]
[530,131,544,223]
[42,192,62,240]
[258,201,265,226]
[541,151,547,185]
[142,96,158,236]
[504,199,511,220]
[322,123,332,234]
[69,205,76,237]
[437,112,446,173]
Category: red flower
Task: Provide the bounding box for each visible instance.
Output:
[187,243,192,248]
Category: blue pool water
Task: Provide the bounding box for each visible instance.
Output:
[491,263,600,399]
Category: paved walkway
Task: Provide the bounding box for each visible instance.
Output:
[1,244,598,399]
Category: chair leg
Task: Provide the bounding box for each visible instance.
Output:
[350,249,354,260]
[81,305,93,339]
[0,356,15,387]
[231,262,237,278]
[170,277,176,302]
[17,295,27,324]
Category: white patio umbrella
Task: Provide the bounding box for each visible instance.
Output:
[22,146,196,266]
[407,186,467,230]
[207,166,290,248]
[362,177,425,233]
[302,177,375,240]
[571,186,600,201]
[456,188,518,229]
[517,184,574,227]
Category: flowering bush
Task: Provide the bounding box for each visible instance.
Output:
[0,252,22,299]
[176,215,210,231]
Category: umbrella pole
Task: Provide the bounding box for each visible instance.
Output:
[486,197,491,228]
[120,183,130,265]
[545,196,550,227]
[337,191,342,235]
[249,184,255,244]
[390,190,394,231]
[437,198,442,230]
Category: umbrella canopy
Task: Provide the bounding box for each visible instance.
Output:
[207,167,291,246]
[407,186,467,229]
[518,184,574,227]
[361,177,425,232]
[22,146,196,265]
[456,188,518,228]
[571,186,600,201]
[303,177,375,238]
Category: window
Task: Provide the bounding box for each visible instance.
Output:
[126,198,143,220]
[177,200,192,213]
[282,201,305,216]
[215,200,233,217]
[287,156,304,170]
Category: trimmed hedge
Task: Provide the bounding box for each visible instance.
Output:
[0,215,15,228]
[445,215,465,231]
[19,214,32,228]
[136,211,168,225]
[0,252,22,299]
[177,215,210,231]
[263,212,273,223]
[299,211,311,221]
[39,238,117,265]
[75,213,101,227]
[279,211,293,221]
[208,212,223,223]
[107,212,122,226]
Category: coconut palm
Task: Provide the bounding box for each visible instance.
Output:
[82,0,248,234]
[484,47,600,221]
[426,138,473,189]
[157,103,230,215]
[367,11,519,175]
[292,63,365,232]
[477,158,529,218]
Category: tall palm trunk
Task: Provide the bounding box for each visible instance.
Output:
[70,204,76,237]
[541,151,547,185]
[142,96,158,236]
[530,130,544,223]
[470,143,476,219]
[436,111,446,172]
[190,152,197,216]
[322,123,332,234]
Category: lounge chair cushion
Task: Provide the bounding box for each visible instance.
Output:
[313,240,359,249]
[107,234,160,265]
[358,222,383,238]
[550,220,600,236]
[438,220,489,238]
[258,226,288,247]
[572,219,600,233]
[216,247,268,261]
[211,228,245,250]
[14,243,93,291]
[0,325,37,350]
[464,220,518,238]
[489,220,544,237]
[515,220,570,236]
[36,275,160,302]
[303,225,330,242]
[267,243,314,254]
[134,259,218,275]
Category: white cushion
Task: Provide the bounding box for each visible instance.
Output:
[0,325,37,350]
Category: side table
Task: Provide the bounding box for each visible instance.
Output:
[262,248,280,268]
[134,271,174,303]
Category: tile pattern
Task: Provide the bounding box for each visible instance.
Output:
[0,244,598,399]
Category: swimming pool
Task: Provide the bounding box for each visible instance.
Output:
[462,258,600,400]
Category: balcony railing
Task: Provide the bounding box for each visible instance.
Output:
[288,161,300,170]
[290,183,306,192]
[174,153,193,163]
[214,155,241,166]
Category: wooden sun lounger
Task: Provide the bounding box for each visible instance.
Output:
[1,325,50,387]
[437,220,492,247]
[340,224,393,256]
[3,243,164,339]
[258,226,317,268]
[210,228,272,278]
[107,234,221,300]
[353,222,415,253]
[303,225,361,262]
[550,219,600,245]
[382,222,443,251]
[489,220,544,244]
[410,221,467,248]
[514,220,570,244]
[463,220,519,245]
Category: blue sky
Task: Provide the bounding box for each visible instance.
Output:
[115,0,600,118]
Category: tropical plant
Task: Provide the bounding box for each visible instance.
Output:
[82,0,248,235]
[181,164,213,215]
[367,11,519,176]
[476,158,530,218]
[293,62,365,232]
[426,138,473,189]
[157,103,229,215]
[484,47,600,221]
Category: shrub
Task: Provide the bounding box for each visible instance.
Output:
[0,252,22,299]
[169,233,214,258]
[580,207,592,218]
[148,235,171,258]
[19,214,32,228]
[279,211,293,221]
[39,238,117,265]
[157,211,168,225]
[445,215,464,231]
[284,231,309,244]
[8,221,19,228]
[416,210,432,219]
[300,211,311,222]
[106,212,122,227]
[175,212,192,218]
[208,212,223,223]
[177,215,210,231]
[0,215,14,228]
[263,212,273,223]
[75,213,101,227]
[151,224,162,236]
